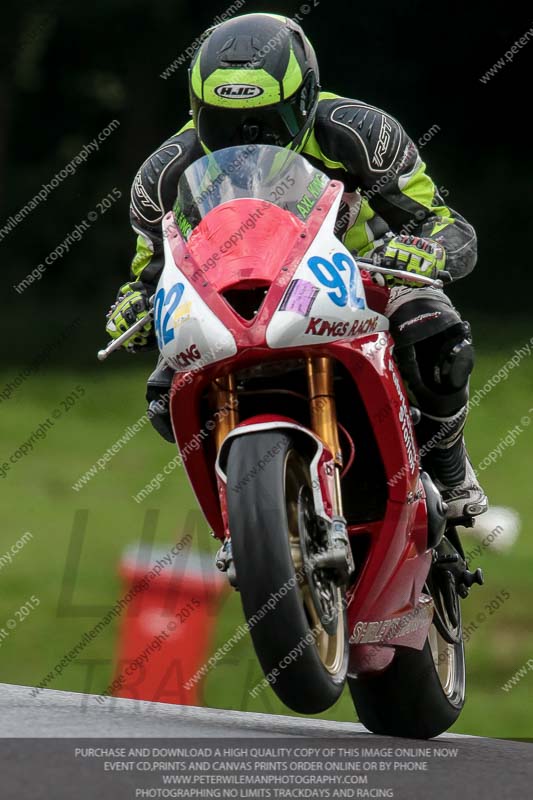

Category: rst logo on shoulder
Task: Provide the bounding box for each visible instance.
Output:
[214,84,264,99]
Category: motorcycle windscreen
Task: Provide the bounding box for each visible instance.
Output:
[174,144,329,233]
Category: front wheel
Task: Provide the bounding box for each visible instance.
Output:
[226,430,348,714]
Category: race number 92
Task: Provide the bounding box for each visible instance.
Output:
[307,252,363,309]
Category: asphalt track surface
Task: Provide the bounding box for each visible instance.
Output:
[0,683,531,799]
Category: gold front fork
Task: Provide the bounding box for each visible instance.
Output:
[210,361,343,514]
[306,357,344,516]
[210,374,239,452]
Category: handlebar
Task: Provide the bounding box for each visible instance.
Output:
[355,256,452,288]
[96,262,451,361]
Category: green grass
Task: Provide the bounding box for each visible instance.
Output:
[1,332,532,737]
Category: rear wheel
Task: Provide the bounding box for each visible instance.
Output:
[226,431,348,713]
[348,543,465,739]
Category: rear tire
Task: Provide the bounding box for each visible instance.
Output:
[226,430,348,714]
[348,577,465,738]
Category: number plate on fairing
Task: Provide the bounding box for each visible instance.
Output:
[154,237,237,372]
[266,204,388,348]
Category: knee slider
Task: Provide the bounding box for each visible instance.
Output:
[395,327,472,418]
[434,323,474,391]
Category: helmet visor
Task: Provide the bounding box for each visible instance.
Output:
[195,93,308,152]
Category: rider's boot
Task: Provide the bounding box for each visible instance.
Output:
[418,408,488,520]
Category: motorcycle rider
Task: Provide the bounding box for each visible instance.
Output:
[105,12,487,520]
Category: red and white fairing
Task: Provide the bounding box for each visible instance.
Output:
[266,196,388,348]
[158,232,238,372]
[157,188,388,370]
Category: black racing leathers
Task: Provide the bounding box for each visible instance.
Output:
[128,92,477,290]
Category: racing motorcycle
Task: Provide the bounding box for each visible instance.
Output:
[99,144,484,738]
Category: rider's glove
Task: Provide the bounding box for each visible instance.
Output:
[380,235,446,286]
[105,282,154,351]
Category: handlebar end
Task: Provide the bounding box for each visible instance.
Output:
[97,349,108,362]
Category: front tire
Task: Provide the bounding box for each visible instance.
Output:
[226,430,348,714]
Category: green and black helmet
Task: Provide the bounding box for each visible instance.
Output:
[189,13,320,153]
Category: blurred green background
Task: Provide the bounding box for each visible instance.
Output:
[1,0,532,737]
